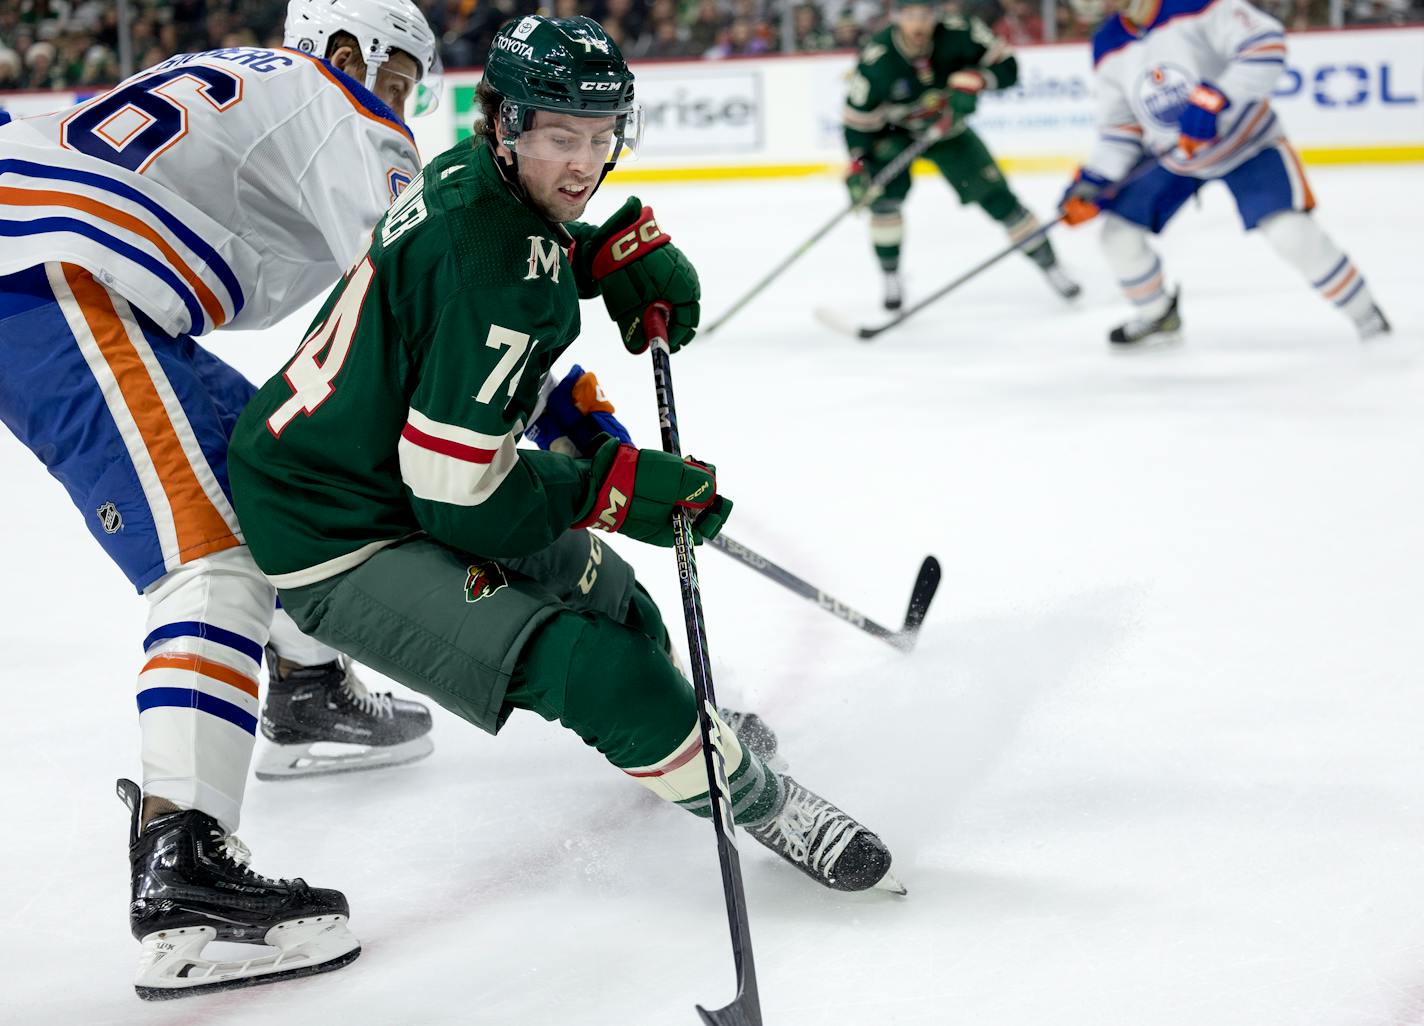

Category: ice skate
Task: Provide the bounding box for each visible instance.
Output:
[256,648,433,781]
[719,707,780,767]
[746,775,902,894]
[1043,262,1082,300]
[117,779,358,1000]
[1109,289,1182,349]
[882,269,904,311]
[1356,303,1392,341]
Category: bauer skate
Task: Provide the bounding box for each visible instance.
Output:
[882,270,904,311]
[256,648,433,781]
[746,775,902,894]
[1109,289,1182,349]
[117,779,358,1000]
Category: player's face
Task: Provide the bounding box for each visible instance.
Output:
[373,51,421,115]
[894,5,938,49]
[509,112,619,223]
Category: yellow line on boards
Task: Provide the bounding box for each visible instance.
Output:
[605,146,1424,184]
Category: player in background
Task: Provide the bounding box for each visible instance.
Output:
[1059,0,1391,346]
[228,16,902,909]
[843,0,1080,310]
[0,0,440,998]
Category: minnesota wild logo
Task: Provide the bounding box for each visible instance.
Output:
[464,560,508,603]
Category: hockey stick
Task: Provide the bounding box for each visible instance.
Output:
[704,116,957,337]
[710,534,941,653]
[816,213,1067,341]
[645,304,763,1026]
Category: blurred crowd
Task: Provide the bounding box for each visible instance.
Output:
[2,0,1420,91]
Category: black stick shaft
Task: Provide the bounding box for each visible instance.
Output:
[645,306,762,1026]
[704,117,951,336]
[709,533,904,645]
[861,215,1066,338]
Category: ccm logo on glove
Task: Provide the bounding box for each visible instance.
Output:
[595,213,670,273]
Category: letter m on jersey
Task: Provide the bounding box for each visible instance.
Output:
[524,235,561,283]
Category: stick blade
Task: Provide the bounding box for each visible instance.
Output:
[697,997,762,1026]
[896,555,942,651]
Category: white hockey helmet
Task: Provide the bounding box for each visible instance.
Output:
[283,0,443,114]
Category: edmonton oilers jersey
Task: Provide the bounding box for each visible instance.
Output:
[0,46,419,337]
[1087,0,1288,181]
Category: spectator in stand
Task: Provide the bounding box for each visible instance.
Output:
[793,2,836,48]
[710,15,772,55]
[77,43,117,86]
[24,41,63,91]
[601,0,648,45]
[994,0,1044,42]
[830,8,864,47]
[684,0,730,55]
[0,46,21,90]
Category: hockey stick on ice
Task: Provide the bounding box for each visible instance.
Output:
[711,534,941,653]
[815,214,1067,341]
[703,116,958,337]
[644,304,763,1026]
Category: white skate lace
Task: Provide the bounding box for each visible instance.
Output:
[760,788,860,878]
[340,670,395,719]
[211,831,289,885]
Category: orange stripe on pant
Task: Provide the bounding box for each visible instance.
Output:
[141,652,260,699]
[1,186,228,328]
[62,264,240,565]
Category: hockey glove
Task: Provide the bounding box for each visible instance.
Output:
[947,70,987,117]
[846,156,874,205]
[1178,83,1228,159]
[1060,168,1112,226]
[571,196,700,355]
[524,365,632,459]
[573,436,733,547]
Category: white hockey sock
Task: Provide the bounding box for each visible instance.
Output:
[1101,214,1172,320]
[1257,210,1378,326]
[869,209,904,248]
[268,605,343,668]
[139,546,275,832]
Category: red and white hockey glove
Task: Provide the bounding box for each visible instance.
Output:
[1178,83,1229,159]
[573,437,732,547]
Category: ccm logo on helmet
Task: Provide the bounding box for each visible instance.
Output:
[611,219,664,261]
[580,81,623,91]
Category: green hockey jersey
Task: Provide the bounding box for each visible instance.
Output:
[228,140,607,587]
[842,15,1017,155]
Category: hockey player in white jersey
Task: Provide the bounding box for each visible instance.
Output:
[0,0,439,999]
[1059,0,1391,346]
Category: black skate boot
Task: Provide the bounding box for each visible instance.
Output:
[719,708,778,765]
[256,647,433,780]
[745,776,902,894]
[882,270,903,311]
[118,779,359,1000]
[1109,289,1182,348]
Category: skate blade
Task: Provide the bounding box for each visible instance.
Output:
[254,735,434,781]
[874,870,908,896]
[1110,329,1182,352]
[134,917,360,1000]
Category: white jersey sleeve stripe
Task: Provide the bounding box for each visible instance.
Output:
[398,409,519,508]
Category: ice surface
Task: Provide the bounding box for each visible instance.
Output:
[2,165,1422,1026]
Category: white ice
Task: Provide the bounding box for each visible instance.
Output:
[2,164,1422,1026]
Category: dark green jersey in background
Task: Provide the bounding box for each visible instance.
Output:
[229,141,603,587]
[843,15,1018,155]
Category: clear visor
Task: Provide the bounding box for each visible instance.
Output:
[365,52,444,118]
[505,103,645,165]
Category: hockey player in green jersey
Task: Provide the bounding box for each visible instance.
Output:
[844,0,1079,309]
[228,15,899,897]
